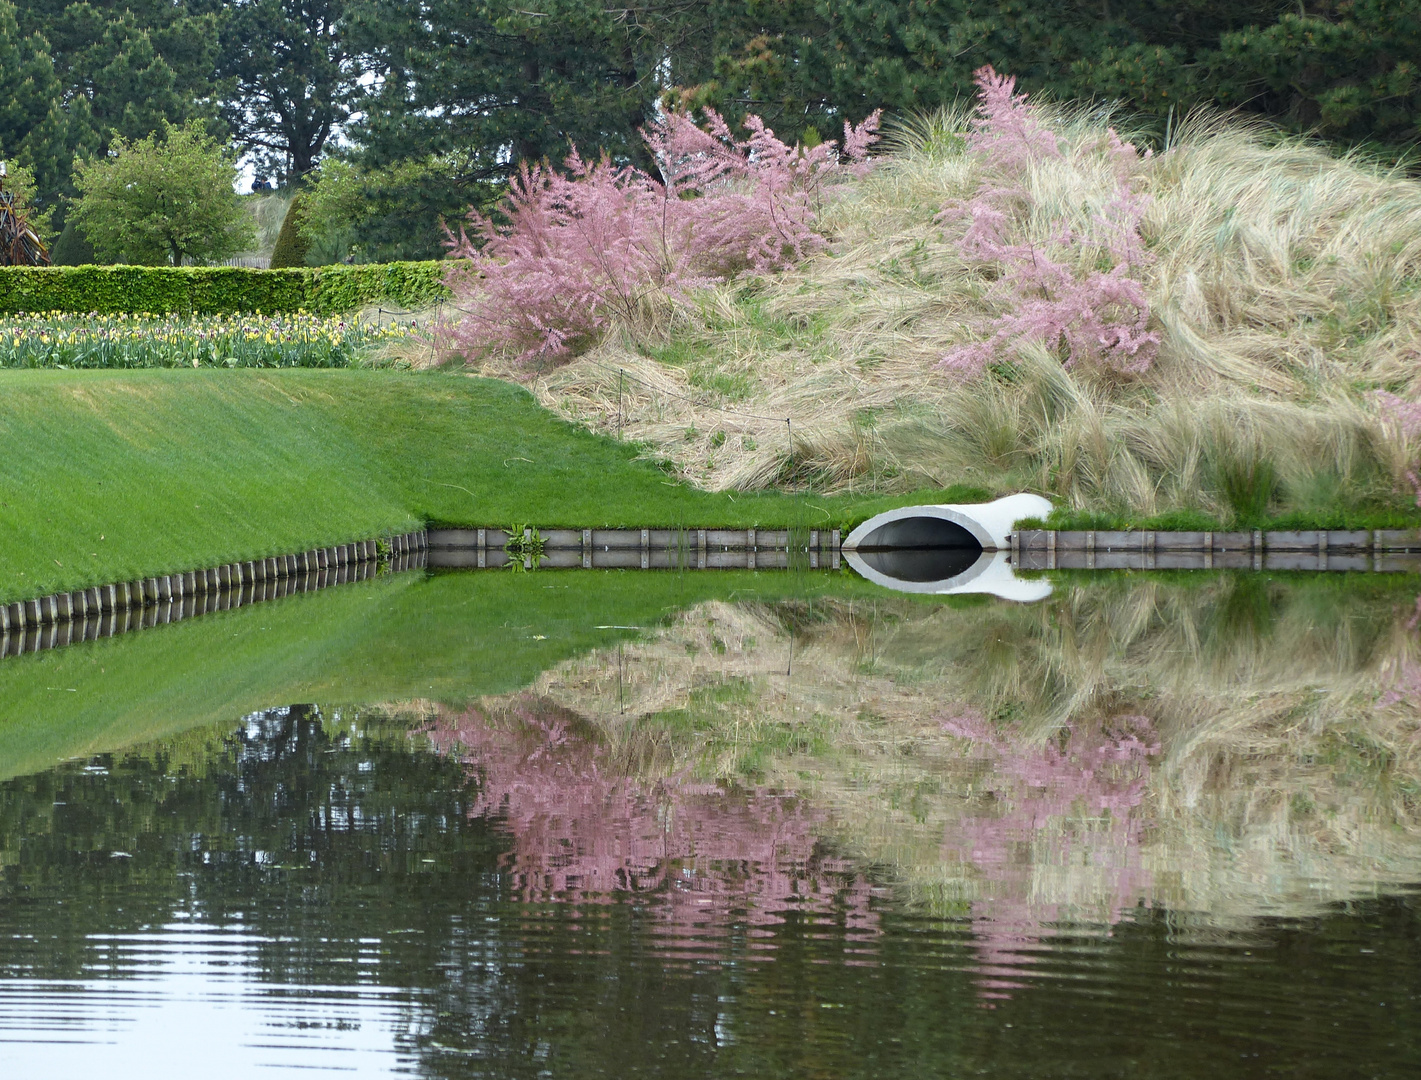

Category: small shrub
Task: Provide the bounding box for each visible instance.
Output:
[269,194,312,268]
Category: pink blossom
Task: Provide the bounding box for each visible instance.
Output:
[965,66,1062,171]
[1372,392,1421,506]
[443,110,880,364]
[939,68,1159,376]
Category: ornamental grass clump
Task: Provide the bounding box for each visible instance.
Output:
[509,71,1421,526]
[442,109,879,363]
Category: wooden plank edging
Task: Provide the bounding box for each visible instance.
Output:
[1013,529,1421,555]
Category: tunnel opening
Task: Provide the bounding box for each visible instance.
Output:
[854,516,984,583]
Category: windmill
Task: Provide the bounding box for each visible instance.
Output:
[0,161,52,267]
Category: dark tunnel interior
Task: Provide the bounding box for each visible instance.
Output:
[854,516,984,583]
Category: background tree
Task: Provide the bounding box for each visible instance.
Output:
[216,0,362,183]
[13,1,221,200]
[297,155,486,263]
[0,1,66,206]
[349,0,703,178]
[70,120,255,265]
[8,0,1416,270]
[340,0,719,258]
[696,2,1421,152]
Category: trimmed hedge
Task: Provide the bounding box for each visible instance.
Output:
[0,261,452,316]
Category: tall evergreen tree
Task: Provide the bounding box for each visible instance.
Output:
[0,1,68,210]
[215,0,362,181]
[15,0,221,142]
[350,0,706,178]
[697,1,1420,151]
[9,0,220,214]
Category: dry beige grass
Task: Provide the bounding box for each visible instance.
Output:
[448,106,1421,520]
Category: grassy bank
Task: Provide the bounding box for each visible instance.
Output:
[459,105,1421,529]
[0,369,979,603]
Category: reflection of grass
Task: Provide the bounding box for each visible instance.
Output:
[0,369,974,603]
[0,568,887,782]
[499,572,1421,925]
[644,677,836,779]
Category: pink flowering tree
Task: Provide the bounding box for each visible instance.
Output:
[443,110,880,363]
[1374,390,1421,507]
[940,67,1159,377]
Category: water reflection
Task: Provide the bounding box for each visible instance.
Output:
[455,575,1421,952]
[937,710,1159,997]
[428,705,879,957]
[855,543,981,582]
[1,573,1420,1076]
[843,547,1054,600]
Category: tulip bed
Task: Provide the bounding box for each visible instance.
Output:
[0,311,414,368]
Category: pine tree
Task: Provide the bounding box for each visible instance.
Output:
[0,1,63,176]
[350,0,692,177]
[217,0,361,182]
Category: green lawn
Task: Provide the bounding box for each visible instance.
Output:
[0,369,987,603]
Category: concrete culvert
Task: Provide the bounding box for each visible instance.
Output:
[854,517,983,583]
[842,493,1054,599]
[855,515,981,552]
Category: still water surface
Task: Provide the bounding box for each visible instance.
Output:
[1,570,1419,1077]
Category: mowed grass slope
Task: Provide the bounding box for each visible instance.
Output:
[0,370,978,602]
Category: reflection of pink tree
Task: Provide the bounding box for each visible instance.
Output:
[939,711,1160,1000]
[426,701,878,958]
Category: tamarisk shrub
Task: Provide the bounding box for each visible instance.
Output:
[940,67,1159,376]
[444,109,880,362]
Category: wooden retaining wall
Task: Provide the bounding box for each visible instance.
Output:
[0,530,428,640]
[426,528,842,571]
[1014,529,1421,571]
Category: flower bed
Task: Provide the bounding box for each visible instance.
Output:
[0,311,413,368]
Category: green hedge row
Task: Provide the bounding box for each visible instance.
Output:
[0,262,452,316]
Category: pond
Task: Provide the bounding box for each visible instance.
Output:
[0,568,1418,1077]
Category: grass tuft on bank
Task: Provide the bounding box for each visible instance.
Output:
[0,369,979,603]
